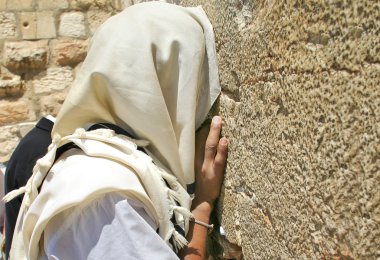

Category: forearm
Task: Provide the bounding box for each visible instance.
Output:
[179,201,213,260]
[180,116,228,259]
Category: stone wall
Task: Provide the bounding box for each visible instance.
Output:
[178,0,379,259]
[0,0,127,162]
[1,0,379,259]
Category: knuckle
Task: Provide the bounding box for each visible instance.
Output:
[214,158,225,168]
[201,165,208,174]
[218,143,228,153]
[205,142,217,151]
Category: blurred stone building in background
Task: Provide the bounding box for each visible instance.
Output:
[0,0,379,259]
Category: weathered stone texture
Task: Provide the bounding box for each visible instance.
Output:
[51,39,88,66]
[58,12,86,38]
[3,40,49,71]
[38,90,68,116]
[0,72,23,97]
[37,0,68,10]
[87,10,112,35]
[0,12,17,38]
[32,66,73,95]
[70,0,125,11]
[0,99,34,125]
[6,0,33,10]
[0,124,20,162]
[181,0,380,259]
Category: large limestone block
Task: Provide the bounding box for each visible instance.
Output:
[59,12,86,38]
[0,12,17,38]
[19,12,36,39]
[0,99,35,126]
[36,11,56,39]
[32,66,73,95]
[51,39,88,66]
[3,40,49,71]
[181,0,380,259]
[221,188,292,259]
[20,11,56,39]
[220,64,379,259]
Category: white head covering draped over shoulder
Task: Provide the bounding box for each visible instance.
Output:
[4,2,220,259]
[54,1,220,187]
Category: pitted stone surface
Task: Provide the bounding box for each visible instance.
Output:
[59,12,86,38]
[32,66,73,95]
[3,40,48,71]
[0,12,17,38]
[0,99,34,126]
[181,0,380,259]
[0,72,22,97]
[51,39,88,66]
[87,10,112,35]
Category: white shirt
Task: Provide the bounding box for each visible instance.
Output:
[38,149,179,260]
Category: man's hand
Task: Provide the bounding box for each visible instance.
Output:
[180,116,228,260]
[193,116,228,209]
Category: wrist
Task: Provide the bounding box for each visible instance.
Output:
[191,200,213,223]
[192,191,215,207]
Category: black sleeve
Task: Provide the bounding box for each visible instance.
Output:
[4,118,53,259]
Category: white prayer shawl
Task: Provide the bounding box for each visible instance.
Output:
[4,2,220,259]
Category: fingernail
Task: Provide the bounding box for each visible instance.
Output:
[220,137,228,145]
[212,116,221,126]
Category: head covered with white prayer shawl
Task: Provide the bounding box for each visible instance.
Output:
[53,1,220,189]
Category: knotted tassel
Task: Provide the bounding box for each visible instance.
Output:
[172,230,189,252]
[3,186,27,202]
[172,206,193,219]
[172,205,193,234]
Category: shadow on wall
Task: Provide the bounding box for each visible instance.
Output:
[208,230,243,260]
